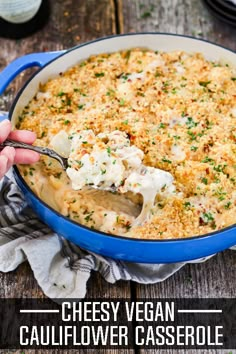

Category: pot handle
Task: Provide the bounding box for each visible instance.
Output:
[0,51,65,95]
[0,111,8,122]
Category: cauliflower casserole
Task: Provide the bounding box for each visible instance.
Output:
[17,49,236,239]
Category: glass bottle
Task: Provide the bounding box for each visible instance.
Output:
[0,0,50,39]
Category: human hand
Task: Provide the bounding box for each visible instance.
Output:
[0,120,40,179]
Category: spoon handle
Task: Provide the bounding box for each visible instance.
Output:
[0,139,68,170]
[1,138,57,156]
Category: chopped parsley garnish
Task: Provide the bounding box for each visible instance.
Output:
[66,98,71,106]
[126,224,132,231]
[187,131,197,141]
[191,146,198,151]
[201,177,208,185]
[199,81,211,87]
[119,98,125,106]
[205,119,214,129]
[78,104,85,110]
[159,123,166,129]
[224,202,232,209]
[95,72,105,77]
[121,74,130,80]
[57,91,65,97]
[213,164,227,173]
[214,188,227,201]
[106,89,115,96]
[201,156,215,164]
[201,212,216,228]
[76,160,83,167]
[155,71,161,77]
[163,81,169,88]
[64,120,71,125]
[186,117,198,128]
[84,211,94,222]
[202,212,214,222]
[162,157,172,164]
[55,172,62,179]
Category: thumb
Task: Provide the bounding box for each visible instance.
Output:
[0,120,12,143]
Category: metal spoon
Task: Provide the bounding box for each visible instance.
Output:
[0,139,122,191]
[0,139,68,170]
[0,139,118,191]
[0,139,144,221]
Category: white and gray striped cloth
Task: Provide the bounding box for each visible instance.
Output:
[0,171,235,299]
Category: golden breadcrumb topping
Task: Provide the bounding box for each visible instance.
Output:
[17,49,236,239]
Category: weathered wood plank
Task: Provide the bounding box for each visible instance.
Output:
[120,0,236,298]
[121,0,236,51]
[135,251,236,353]
[136,251,236,354]
[120,2,236,353]
[0,1,134,352]
[13,350,134,354]
[11,349,134,354]
[135,250,236,298]
[0,0,117,112]
[0,0,133,304]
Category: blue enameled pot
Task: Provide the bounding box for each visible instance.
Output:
[0,33,235,263]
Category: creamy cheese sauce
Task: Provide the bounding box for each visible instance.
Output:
[51,129,175,226]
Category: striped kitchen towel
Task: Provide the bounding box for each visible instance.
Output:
[0,171,233,299]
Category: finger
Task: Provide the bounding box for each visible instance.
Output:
[0,146,15,170]
[9,130,37,144]
[14,149,40,164]
[0,120,12,143]
[0,155,8,179]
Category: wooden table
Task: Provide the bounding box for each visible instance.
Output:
[0,1,236,352]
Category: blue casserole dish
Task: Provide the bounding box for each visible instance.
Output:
[0,33,235,263]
